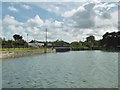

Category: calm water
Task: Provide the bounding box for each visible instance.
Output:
[2,50,118,88]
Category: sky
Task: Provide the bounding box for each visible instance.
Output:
[1,0,119,42]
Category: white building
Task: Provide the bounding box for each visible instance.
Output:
[28,40,44,48]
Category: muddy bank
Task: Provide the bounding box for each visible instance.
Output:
[0,48,56,59]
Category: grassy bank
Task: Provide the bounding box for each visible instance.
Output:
[0,48,56,59]
[0,48,43,51]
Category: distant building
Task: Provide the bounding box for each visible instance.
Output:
[28,40,44,48]
[47,42,53,48]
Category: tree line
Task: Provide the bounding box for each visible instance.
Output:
[1,31,120,51]
[52,31,120,51]
[1,34,28,48]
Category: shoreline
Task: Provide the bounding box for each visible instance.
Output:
[0,48,56,59]
[1,48,119,59]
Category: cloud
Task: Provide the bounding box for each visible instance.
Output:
[63,2,117,29]
[2,14,118,42]
[44,19,52,26]
[94,2,117,18]
[3,15,19,25]
[54,20,63,28]
[47,5,60,14]
[27,15,44,27]
[70,3,96,28]
[8,6,18,12]
[2,15,63,41]
[118,2,120,30]
[22,4,32,10]
[2,15,37,41]
[31,3,62,15]
[63,9,77,17]
[44,19,63,28]
[2,2,118,42]
[94,2,117,12]
[100,12,111,19]
[31,2,82,17]
[95,10,118,29]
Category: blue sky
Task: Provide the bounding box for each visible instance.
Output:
[1,1,118,42]
[2,2,63,21]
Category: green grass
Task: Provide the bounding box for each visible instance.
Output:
[0,48,46,51]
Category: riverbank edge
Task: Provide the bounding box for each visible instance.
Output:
[0,48,56,59]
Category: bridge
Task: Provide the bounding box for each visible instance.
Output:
[54,46,71,52]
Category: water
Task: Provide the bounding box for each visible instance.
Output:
[2,50,118,88]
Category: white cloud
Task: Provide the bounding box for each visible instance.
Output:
[3,15,63,41]
[27,15,44,27]
[61,2,118,41]
[3,15,40,40]
[31,2,82,17]
[44,19,63,28]
[63,9,77,17]
[44,19,52,26]
[93,2,117,13]
[3,2,118,42]
[3,15,19,25]
[8,25,25,34]
[2,15,41,41]
[42,4,61,15]
[71,3,96,28]
[62,6,85,18]
[63,2,117,29]
[54,20,63,28]
[8,6,18,12]
[63,3,96,28]
[95,10,118,28]
[22,4,32,10]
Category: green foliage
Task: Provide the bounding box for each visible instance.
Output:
[84,36,101,50]
[100,31,120,50]
[1,31,120,51]
[52,40,70,46]
[86,35,95,42]
[1,48,43,51]
[70,42,81,48]
[70,41,89,50]
[13,34,23,41]
[2,34,28,48]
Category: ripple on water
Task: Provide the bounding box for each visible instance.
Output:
[18,82,21,84]
[39,72,42,74]
[70,81,74,84]
[82,80,87,82]
[64,80,67,82]
[32,83,37,88]
[68,72,72,74]
[26,80,30,83]
[45,79,51,85]
[2,51,118,88]
[38,80,44,88]
[7,81,12,85]
[15,77,20,80]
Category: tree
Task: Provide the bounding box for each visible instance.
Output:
[70,41,86,50]
[12,34,28,48]
[100,31,120,50]
[85,35,95,49]
[86,35,95,43]
[52,40,70,47]
[13,34,23,41]
[70,42,81,48]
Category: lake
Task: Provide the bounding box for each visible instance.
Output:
[2,50,118,88]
